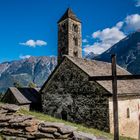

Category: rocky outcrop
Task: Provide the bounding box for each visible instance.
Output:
[0,104,109,140]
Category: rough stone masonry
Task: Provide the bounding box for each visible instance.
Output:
[0,104,109,140]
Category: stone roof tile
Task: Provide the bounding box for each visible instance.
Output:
[66,55,140,94]
[58,8,81,23]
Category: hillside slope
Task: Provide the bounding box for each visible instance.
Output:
[0,103,134,140]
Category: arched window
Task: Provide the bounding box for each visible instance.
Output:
[73,37,78,46]
[61,110,67,121]
[73,51,78,57]
[127,108,130,118]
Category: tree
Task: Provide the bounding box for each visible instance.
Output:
[13,81,23,88]
[28,82,37,88]
[0,92,4,100]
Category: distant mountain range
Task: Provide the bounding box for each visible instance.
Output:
[93,30,140,74]
[0,56,57,92]
[1,30,140,92]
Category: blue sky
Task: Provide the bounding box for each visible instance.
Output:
[0,0,140,62]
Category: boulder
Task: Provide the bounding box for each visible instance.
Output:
[0,109,8,114]
[34,132,55,139]
[39,126,58,133]
[1,104,20,112]
[53,132,61,137]
[73,131,97,140]
[0,122,9,127]
[11,119,39,127]
[25,125,38,132]
[9,115,33,123]
[39,122,64,129]
[58,133,74,139]
[0,114,13,122]
[2,135,27,140]
[1,128,24,136]
[58,125,77,134]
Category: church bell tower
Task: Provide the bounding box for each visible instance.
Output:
[57,8,82,64]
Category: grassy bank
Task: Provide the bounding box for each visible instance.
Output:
[18,109,135,140]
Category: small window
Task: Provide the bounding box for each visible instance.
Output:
[73,37,78,46]
[73,24,78,32]
[62,23,66,30]
[74,51,78,57]
[127,108,130,118]
[61,110,67,121]
[90,109,92,115]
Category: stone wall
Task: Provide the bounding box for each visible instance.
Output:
[58,19,69,64]
[68,19,82,58]
[42,58,110,132]
[0,104,108,140]
[58,17,82,64]
[109,97,140,139]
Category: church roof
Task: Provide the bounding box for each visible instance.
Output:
[57,8,81,23]
[41,55,140,95]
[66,56,140,94]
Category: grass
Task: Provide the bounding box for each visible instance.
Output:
[18,108,135,140]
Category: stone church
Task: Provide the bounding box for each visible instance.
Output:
[41,8,140,139]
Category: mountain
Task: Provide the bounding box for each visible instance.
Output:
[94,30,140,74]
[1,30,140,92]
[0,56,57,92]
[85,52,99,60]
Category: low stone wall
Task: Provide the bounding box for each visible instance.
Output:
[0,104,108,140]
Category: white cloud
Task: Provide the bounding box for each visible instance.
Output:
[84,26,126,55]
[82,39,88,43]
[36,40,47,46]
[135,0,140,7]
[20,39,47,47]
[83,13,140,55]
[92,27,125,43]
[83,44,108,55]
[124,14,140,32]
[116,21,124,29]
[19,54,31,59]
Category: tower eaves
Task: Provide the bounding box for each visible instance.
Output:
[57,8,81,23]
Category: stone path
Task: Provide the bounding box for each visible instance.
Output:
[0,104,109,140]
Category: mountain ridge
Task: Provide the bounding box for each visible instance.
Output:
[0,56,57,92]
[1,30,140,92]
[93,30,140,74]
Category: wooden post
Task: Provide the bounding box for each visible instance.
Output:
[111,54,119,140]
[138,114,140,140]
[138,104,140,140]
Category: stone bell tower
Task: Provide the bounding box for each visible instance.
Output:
[57,8,82,64]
